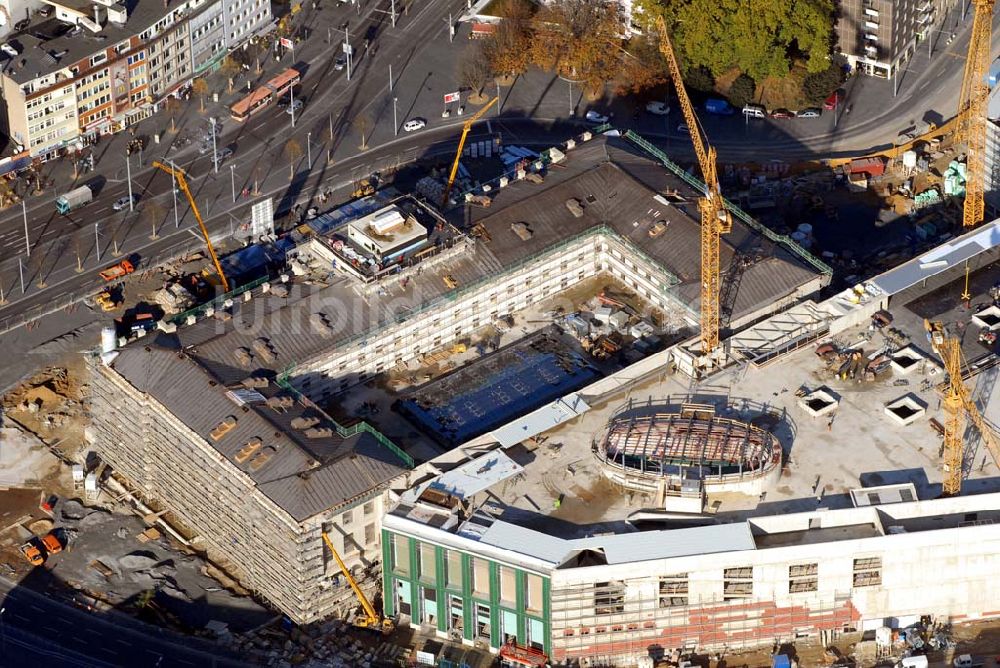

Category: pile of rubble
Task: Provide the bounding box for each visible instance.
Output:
[216,618,410,668]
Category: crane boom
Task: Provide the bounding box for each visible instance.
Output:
[956,0,996,228]
[321,532,393,633]
[152,161,230,293]
[926,320,1000,495]
[441,96,498,208]
[654,17,731,357]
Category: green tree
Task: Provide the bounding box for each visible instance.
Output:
[802,63,844,103]
[663,0,835,81]
[727,73,756,107]
[684,66,715,93]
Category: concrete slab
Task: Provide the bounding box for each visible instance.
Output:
[883,394,927,426]
[799,388,840,418]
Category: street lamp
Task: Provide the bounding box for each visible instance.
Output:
[1,606,6,658]
[393,97,398,136]
[125,151,134,212]
[307,131,312,165]
[230,164,236,203]
[170,160,180,229]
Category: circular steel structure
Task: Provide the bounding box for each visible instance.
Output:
[596,405,781,492]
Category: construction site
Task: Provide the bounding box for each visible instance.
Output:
[3,8,1000,668]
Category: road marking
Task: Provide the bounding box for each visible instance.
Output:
[28,604,43,612]
[114,638,131,646]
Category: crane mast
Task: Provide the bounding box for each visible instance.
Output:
[441,96,499,208]
[956,0,996,228]
[654,17,731,358]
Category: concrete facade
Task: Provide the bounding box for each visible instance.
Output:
[837,0,946,77]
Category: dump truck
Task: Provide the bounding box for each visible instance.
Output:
[20,540,43,566]
[55,185,93,214]
[99,259,135,281]
[40,531,62,556]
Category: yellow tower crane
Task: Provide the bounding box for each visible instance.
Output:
[925,320,1000,495]
[152,161,230,293]
[441,96,498,208]
[654,17,732,360]
[956,0,996,228]
[321,532,394,634]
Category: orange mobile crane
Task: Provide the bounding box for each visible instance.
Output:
[956,0,996,229]
[152,161,230,293]
[925,320,1000,495]
[321,532,394,634]
[654,17,731,362]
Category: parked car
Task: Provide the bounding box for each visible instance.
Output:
[742,104,766,118]
[214,147,234,162]
[0,43,18,57]
[770,108,794,119]
[403,118,426,132]
[952,655,976,668]
[585,110,611,123]
[824,89,844,110]
[285,99,303,115]
[676,122,690,134]
[645,101,669,115]
[112,194,138,211]
[704,98,735,115]
[334,54,347,71]
[797,107,822,118]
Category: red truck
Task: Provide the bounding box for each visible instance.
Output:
[99,259,135,281]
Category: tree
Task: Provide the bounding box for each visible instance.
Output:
[617,35,667,95]
[459,44,493,102]
[144,199,166,240]
[191,78,209,113]
[684,66,715,93]
[164,96,181,133]
[662,0,835,81]
[284,138,303,179]
[802,62,844,103]
[529,0,625,96]
[220,55,241,93]
[483,0,534,80]
[727,73,756,107]
[353,113,373,150]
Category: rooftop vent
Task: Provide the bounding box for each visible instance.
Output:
[249,446,277,471]
[252,338,276,363]
[266,395,295,411]
[241,375,269,389]
[303,426,334,439]
[210,416,237,440]
[290,416,320,429]
[310,313,335,337]
[234,437,262,463]
[107,3,127,24]
[233,347,253,368]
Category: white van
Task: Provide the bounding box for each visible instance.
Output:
[896,656,929,668]
[742,104,766,118]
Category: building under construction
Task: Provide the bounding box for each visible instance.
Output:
[86,133,830,624]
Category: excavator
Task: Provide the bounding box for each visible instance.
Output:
[321,532,394,634]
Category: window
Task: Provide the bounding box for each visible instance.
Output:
[659,573,688,607]
[853,557,882,587]
[420,586,436,625]
[364,523,376,545]
[391,533,410,576]
[418,542,436,583]
[526,618,545,651]
[90,52,108,66]
[475,603,491,639]
[445,549,462,589]
[363,500,375,516]
[723,567,753,600]
[499,566,516,606]
[342,509,352,526]
[525,573,543,614]
[594,581,625,615]
[472,557,489,598]
[789,563,818,593]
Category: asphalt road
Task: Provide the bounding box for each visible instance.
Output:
[0,575,248,667]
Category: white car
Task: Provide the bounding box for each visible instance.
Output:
[645,101,669,115]
[953,655,975,668]
[285,99,303,115]
[585,110,610,123]
[402,119,426,132]
[677,122,690,135]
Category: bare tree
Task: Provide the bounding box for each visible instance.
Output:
[192,78,209,113]
[144,199,166,240]
[284,138,303,179]
[220,55,242,93]
[459,44,493,102]
[353,113,373,151]
[165,96,181,133]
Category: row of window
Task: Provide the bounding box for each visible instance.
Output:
[650,558,883,610]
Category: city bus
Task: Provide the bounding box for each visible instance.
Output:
[230,67,301,122]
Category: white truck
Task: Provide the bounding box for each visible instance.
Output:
[55,185,93,214]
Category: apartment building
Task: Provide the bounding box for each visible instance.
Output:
[0,0,269,158]
[836,0,947,77]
